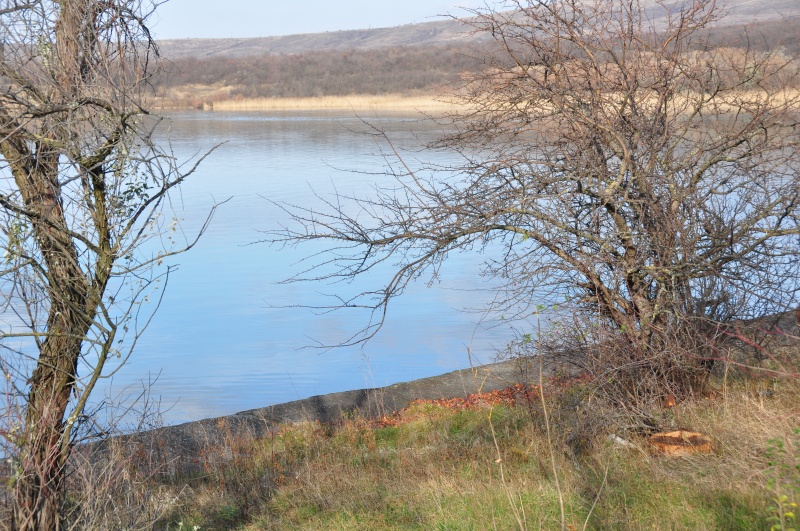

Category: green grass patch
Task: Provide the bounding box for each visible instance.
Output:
[148,378,800,530]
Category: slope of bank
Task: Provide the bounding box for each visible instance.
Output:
[106,358,554,471]
[83,357,800,530]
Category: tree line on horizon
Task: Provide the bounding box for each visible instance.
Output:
[154,43,485,104]
[152,15,800,105]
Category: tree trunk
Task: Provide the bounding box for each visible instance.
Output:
[13,336,85,531]
[5,4,98,527]
[2,1,181,527]
[10,160,90,530]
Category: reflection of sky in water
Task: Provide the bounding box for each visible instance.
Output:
[98,112,520,424]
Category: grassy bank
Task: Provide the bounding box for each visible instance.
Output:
[69,369,800,530]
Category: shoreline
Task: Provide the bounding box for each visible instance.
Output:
[101,357,568,472]
[157,93,462,114]
[155,88,800,116]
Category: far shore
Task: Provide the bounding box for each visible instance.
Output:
[156,94,464,114]
[155,87,800,116]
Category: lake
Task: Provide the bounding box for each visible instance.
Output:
[96,111,517,425]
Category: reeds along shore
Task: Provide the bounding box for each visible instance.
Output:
[157,88,800,115]
[159,94,463,113]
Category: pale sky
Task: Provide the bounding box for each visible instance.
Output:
[153,1,494,40]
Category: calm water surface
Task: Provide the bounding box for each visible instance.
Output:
[104,111,514,425]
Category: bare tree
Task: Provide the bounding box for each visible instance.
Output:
[0,1,215,528]
[271,1,800,398]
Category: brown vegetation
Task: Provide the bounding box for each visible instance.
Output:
[152,14,800,110]
[268,0,800,412]
[205,95,460,113]
[154,44,484,109]
[17,357,798,530]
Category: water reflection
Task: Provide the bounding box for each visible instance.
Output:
[103,111,514,424]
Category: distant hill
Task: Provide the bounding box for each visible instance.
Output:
[158,0,800,60]
[700,0,800,26]
[157,19,473,59]
[153,1,800,109]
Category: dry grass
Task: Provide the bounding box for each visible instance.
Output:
[132,369,798,530]
[155,83,239,110]
[60,443,178,531]
[27,346,797,530]
[205,95,461,113]
[154,88,463,113]
[156,83,800,116]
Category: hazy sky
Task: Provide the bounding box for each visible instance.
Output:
[153,1,492,40]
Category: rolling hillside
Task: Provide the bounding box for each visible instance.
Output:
[157,0,800,60]
[158,18,474,59]
[153,0,800,109]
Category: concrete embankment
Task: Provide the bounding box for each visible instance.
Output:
[99,358,553,473]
